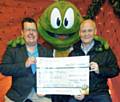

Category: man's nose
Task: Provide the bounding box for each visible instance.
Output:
[30,30,33,33]
[84,31,89,35]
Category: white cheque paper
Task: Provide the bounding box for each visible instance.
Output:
[36,56,90,95]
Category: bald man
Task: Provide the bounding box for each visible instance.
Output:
[68,19,119,102]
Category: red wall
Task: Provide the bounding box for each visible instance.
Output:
[0,0,120,102]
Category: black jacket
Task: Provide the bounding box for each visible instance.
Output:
[0,44,53,102]
[69,40,119,95]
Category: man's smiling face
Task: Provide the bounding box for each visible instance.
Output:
[22,22,38,46]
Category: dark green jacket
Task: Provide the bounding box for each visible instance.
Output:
[0,44,53,102]
[69,40,119,94]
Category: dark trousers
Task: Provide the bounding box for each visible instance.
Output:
[52,95,70,102]
[68,93,112,102]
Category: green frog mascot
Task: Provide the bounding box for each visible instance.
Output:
[37,1,83,101]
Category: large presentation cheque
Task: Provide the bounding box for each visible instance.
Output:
[36,56,90,95]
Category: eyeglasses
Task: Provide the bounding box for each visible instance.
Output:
[24,28,37,32]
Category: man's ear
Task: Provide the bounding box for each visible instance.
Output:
[94,28,97,35]
[79,30,81,36]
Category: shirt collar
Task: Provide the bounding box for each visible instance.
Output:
[27,44,38,57]
[81,40,94,55]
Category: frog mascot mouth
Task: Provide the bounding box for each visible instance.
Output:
[37,1,83,50]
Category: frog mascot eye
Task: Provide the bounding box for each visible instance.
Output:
[51,8,62,29]
[63,8,74,29]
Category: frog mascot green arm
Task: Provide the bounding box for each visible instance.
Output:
[94,35,109,50]
[8,36,25,47]
[8,0,109,53]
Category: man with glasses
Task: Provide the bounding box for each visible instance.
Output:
[0,17,53,102]
[68,19,119,102]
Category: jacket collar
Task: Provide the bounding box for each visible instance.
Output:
[73,39,104,52]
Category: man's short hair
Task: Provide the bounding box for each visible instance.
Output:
[80,19,96,29]
[21,17,36,29]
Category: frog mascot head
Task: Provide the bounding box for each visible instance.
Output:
[37,0,83,50]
